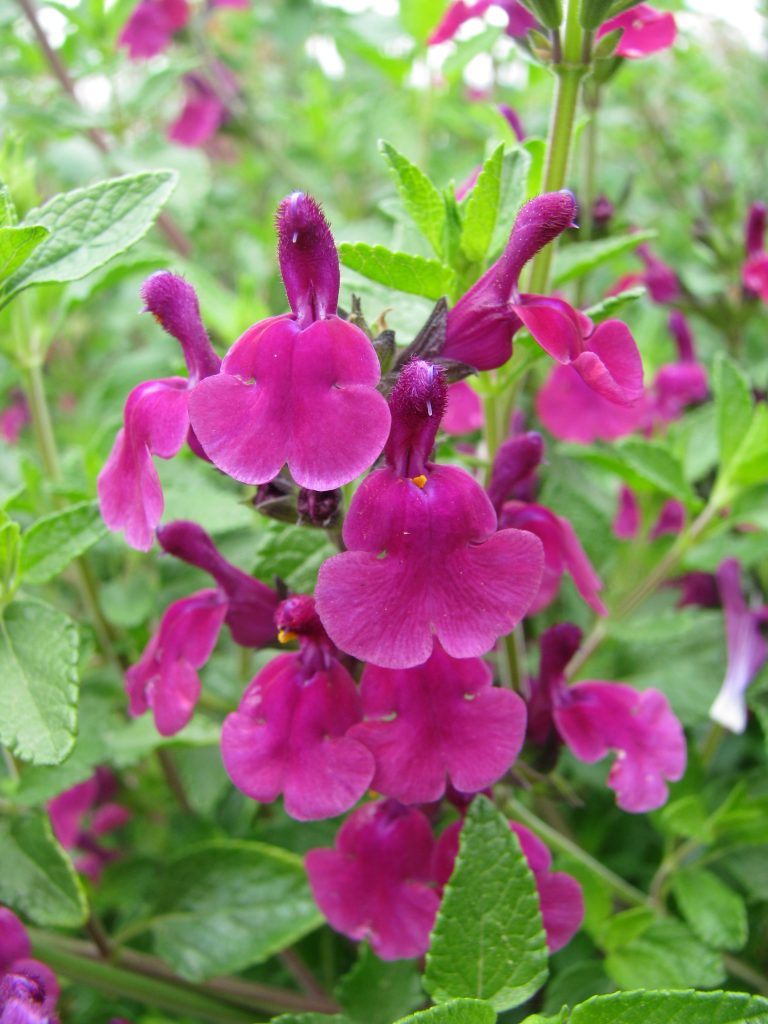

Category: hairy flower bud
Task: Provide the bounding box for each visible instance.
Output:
[277,192,340,327]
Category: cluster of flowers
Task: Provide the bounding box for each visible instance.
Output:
[95,190,694,957]
[117,0,244,148]
[0,909,60,1024]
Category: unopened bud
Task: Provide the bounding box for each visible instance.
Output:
[297,487,343,528]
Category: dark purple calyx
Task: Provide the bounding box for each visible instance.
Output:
[667,311,696,363]
[745,201,767,258]
[384,360,448,480]
[487,431,544,512]
[277,192,340,327]
[141,271,220,382]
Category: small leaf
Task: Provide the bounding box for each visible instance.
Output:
[552,230,655,286]
[21,500,108,584]
[564,438,698,507]
[425,795,548,1011]
[340,242,455,301]
[150,840,323,981]
[569,989,768,1024]
[0,812,87,927]
[393,1000,497,1024]
[336,944,423,1024]
[723,405,768,491]
[488,148,530,257]
[582,286,646,324]
[271,1017,350,1024]
[2,171,177,305]
[379,141,447,258]
[0,225,49,284]
[460,144,504,263]
[0,598,79,765]
[713,354,753,469]
[671,869,748,951]
[604,918,725,991]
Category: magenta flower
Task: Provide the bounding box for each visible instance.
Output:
[306,800,439,960]
[126,589,227,736]
[189,193,390,490]
[117,0,189,59]
[742,202,768,302]
[433,818,583,953]
[651,312,708,422]
[673,571,720,610]
[48,768,130,882]
[348,641,527,804]
[97,272,220,551]
[0,390,30,445]
[157,521,278,648]
[221,595,374,820]
[428,0,538,44]
[315,361,543,669]
[613,484,641,540]
[597,3,676,58]
[709,559,768,734]
[529,625,686,812]
[0,908,59,1024]
[536,364,646,443]
[442,380,483,434]
[486,432,543,509]
[168,74,230,148]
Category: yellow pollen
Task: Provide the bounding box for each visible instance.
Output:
[278,629,297,644]
[411,474,427,489]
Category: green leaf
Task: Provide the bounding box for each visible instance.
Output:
[488,148,530,257]
[722,404,768,492]
[271,1017,350,1024]
[0,598,79,765]
[552,230,655,286]
[425,796,548,1011]
[0,519,21,597]
[0,812,87,927]
[671,869,748,951]
[252,521,337,594]
[1,171,177,305]
[379,141,446,258]
[563,438,698,506]
[604,918,725,991]
[713,354,753,468]
[568,989,768,1024]
[523,139,546,199]
[339,242,455,300]
[460,144,504,263]
[20,500,107,584]
[337,944,423,1024]
[521,1013,568,1024]
[0,224,49,284]
[399,0,447,42]
[582,285,646,323]
[393,1000,497,1024]
[150,840,322,981]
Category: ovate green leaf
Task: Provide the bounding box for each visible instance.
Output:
[671,869,748,951]
[713,354,753,468]
[337,944,423,1024]
[604,918,725,991]
[339,242,455,300]
[425,796,548,1011]
[553,230,655,286]
[21,500,108,584]
[0,598,79,765]
[569,989,768,1024]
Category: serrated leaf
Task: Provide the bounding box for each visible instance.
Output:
[461,144,504,263]
[0,598,79,765]
[425,796,548,1011]
[0,812,87,927]
[671,869,748,951]
[0,224,49,284]
[713,354,753,468]
[20,500,108,584]
[379,141,446,257]
[552,230,655,286]
[489,148,530,257]
[252,521,336,594]
[582,286,646,323]
[604,918,725,991]
[569,989,768,1024]
[340,242,455,300]
[336,944,423,1024]
[394,1000,497,1024]
[150,840,322,981]
[1,171,177,305]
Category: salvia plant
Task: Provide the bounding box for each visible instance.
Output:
[0,0,767,1022]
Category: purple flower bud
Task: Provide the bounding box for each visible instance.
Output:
[667,311,695,363]
[591,194,614,227]
[745,201,767,258]
[487,432,544,513]
[672,571,720,609]
[613,485,641,540]
[277,193,340,327]
[297,487,342,528]
[637,243,680,303]
[0,961,59,1024]
[498,104,525,141]
[385,360,448,478]
[649,499,685,539]
[140,272,220,383]
[117,0,189,60]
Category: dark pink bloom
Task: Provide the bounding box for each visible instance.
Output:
[498,103,526,141]
[0,909,59,1024]
[97,272,220,550]
[126,589,227,736]
[709,560,768,734]
[0,390,30,444]
[433,818,583,952]
[209,0,248,7]
[635,243,680,303]
[597,3,676,58]
[315,361,543,668]
[529,625,686,812]
[0,909,30,973]
[221,596,374,820]
[649,499,685,539]
[442,193,644,403]
[118,0,189,59]
[536,364,646,443]
[189,193,390,490]
[48,769,130,882]
[442,380,483,434]
[349,641,526,804]
[306,800,439,960]
[672,571,720,609]
[613,485,641,540]
[168,76,229,148]
[591,194,614,228]
[651,312,708,421]
[486,431,543,509]
[743,202,768,302]
[428,0,537,43]
[157,521,278,647]
[499,1,539,38]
